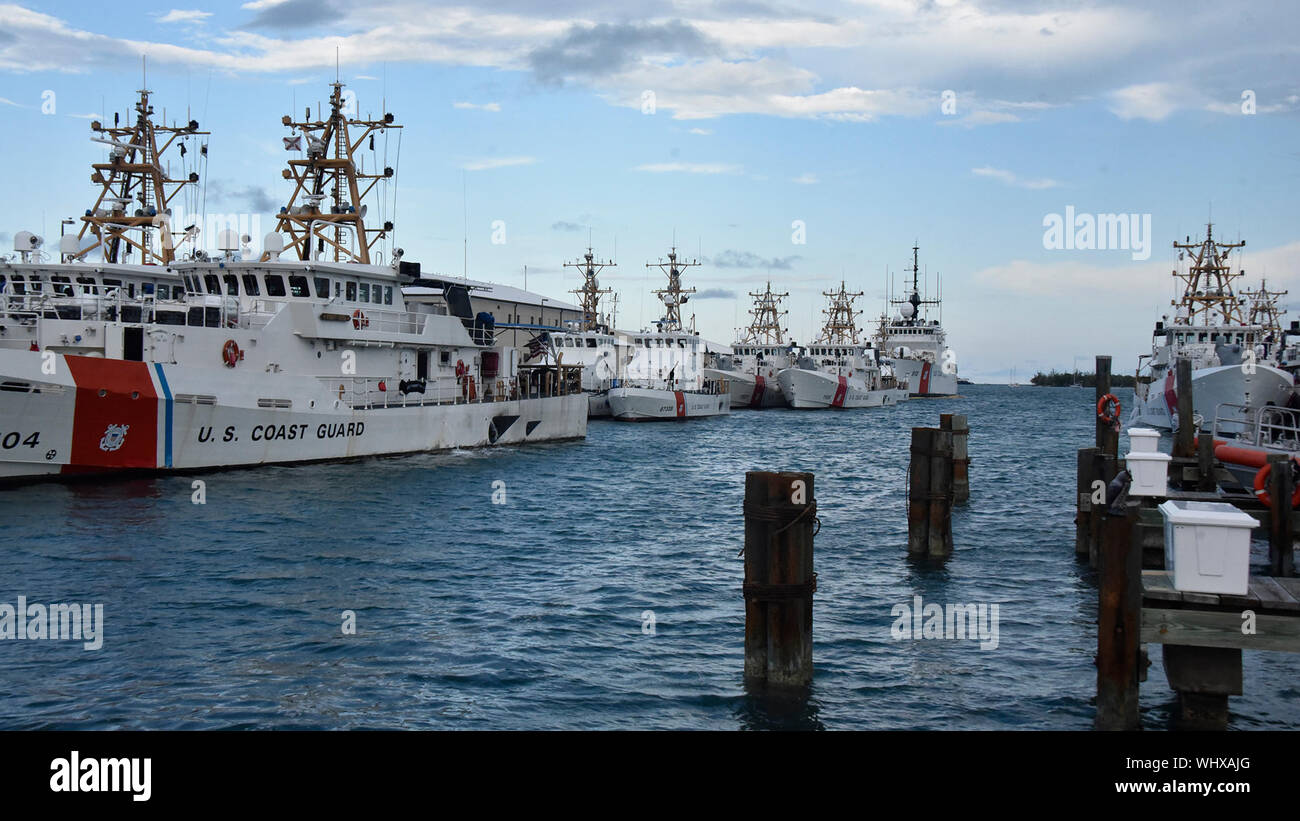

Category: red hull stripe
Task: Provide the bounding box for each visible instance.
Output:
[919,361,932,395]
[750,374,766,407]
[832,375,848,408]
[674,391,687,418]
[63,356,160,470]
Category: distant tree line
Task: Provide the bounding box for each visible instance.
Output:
[1030,370,1136,387]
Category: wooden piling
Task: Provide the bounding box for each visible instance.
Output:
[908,428,953,558]
[1095,500,1142,730]
[1076,447,1099,557]
[743,471,816,687]
[1095,355,1117,457]
[1197,432,1216,492]
[1267,453,1296,577]
[941,413,970,504]
[1088,452,1117,569]
[1162,645,1241,730]
[1173,357,1195,459]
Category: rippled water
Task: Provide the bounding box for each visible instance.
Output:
[2,385,1297,729]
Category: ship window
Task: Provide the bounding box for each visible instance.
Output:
[223,274,239,296]
[440,351,451,365]
[335,282,342,298]
[346,282,357,301]
[360,282,371,302]
[288,275,310,297]
[52,275,73,296]
[77,276,96,287]
[203,274,221,294]
[314,277,330,299]
[11,275,24,295]
[141,282,155,295]
[264,275,287,297]
[241,274,261,296]
[371,285,382,305]
[384,286,393,305]
[679,339,686,348]
[586,339,596,348]
[173,286,186,300]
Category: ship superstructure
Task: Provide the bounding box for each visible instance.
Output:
[1132,224,1295,430]
[877,244,957,397]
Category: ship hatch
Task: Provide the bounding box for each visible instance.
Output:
[488,415,519,444]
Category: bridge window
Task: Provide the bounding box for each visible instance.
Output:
[384,286,393,305]
[223,274,239,296]
[265,275,287,297]
[288,275,310,298]
[346,282,357,301]
[359,282,371,303]
[586,338,596,348]
[203,274,221,294]
[314,277,330,299]
[371,284,383,305]
[242,274,261,296]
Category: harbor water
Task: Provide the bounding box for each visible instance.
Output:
[2,384,1297,730]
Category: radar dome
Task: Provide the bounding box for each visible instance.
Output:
[899,302,915,319]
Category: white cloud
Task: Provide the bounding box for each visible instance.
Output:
[971,166,1059,190]
[688,127,712,135]
[462,156,535,170]
[0,97,22,107]
[157,9,212,25]
[938,110,1021,128]
[634,162,741,174]
[792,173,818,184]
[1107,82,1185,122]
[453,101,501,111]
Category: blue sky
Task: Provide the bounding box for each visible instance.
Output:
[1,1,1297,380]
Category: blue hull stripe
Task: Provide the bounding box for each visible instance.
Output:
[153,363,173,468]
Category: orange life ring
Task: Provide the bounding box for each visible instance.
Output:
[352,309,369,330]
[222,339,240,368]
[455,359,466,378]
[1253,460,1300,508]
[1097,393,1121,423]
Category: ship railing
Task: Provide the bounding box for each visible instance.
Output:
[0,285,251,331]
[325,365,582,410]
[1212,402,1300,450]
[326,375,523,409]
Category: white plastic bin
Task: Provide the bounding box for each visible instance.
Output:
[1158,500,1256,595]
[1126,427,1160,453]
[1125,451,1171,497]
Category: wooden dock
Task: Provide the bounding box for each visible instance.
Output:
[1082,354,1299,730]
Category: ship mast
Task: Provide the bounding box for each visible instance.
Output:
[816,281,864,344]
[76,86,207,264]
[739,281,789,344]
[889,244,940,324]
[1240,277,1287,338]
[275,81,401,264]
[564,247,616,331]
[647,246,699,332]
[1170,223,1247,326]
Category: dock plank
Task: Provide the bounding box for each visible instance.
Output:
[1252,577,1300,612]
[1141,607,1300,652]
[1141,571,1183,603]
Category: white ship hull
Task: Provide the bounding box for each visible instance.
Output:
[1131,363,1296,429]
[890,358,958,397]
[586,391,612,418]
[775,369,901,409]
[702,368,784,408]
[607,386,730,421]
[0,350,586,482]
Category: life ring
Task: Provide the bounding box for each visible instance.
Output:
[455,359,466,378]
[1253,460,1300,508]
[222,339,240,368]
[1097,393,1121,424]
[352,309,369,330]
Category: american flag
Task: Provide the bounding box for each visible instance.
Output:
[525,332,552,362]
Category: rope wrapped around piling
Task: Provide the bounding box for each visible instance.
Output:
[738,499,820,556]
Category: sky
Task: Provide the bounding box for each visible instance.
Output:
[0,0,1297,381]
